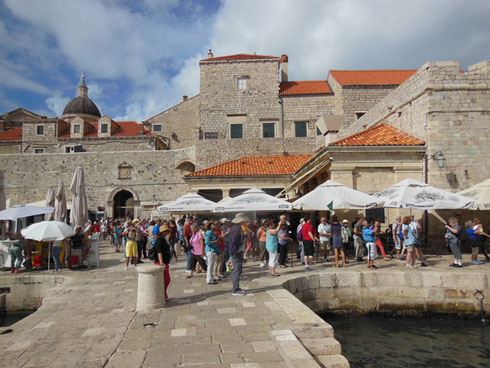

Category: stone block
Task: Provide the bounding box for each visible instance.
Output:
[317,354,350,368]
[335,272,361,287]
[319,274,337,288]
[440,273,487,290]
[301,338,341,356]
[422,273,442,287]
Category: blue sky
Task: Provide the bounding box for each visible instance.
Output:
[1,0,489,122]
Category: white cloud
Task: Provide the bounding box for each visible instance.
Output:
[45,94,70,117]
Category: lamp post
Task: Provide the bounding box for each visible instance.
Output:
[431,151,446,169]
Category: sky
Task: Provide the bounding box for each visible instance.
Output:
[1,0,489,122]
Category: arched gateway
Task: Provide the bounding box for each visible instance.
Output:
[108,187,140,219]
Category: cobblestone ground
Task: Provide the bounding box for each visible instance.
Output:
[1,240,489,367]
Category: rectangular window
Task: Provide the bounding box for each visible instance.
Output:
[153,124,162,132]
[237,77,247,90]
[36,125,44,135]
[65,146,75,153]
[262,123,275,138]
[101,124,108,133]
[74,124,81,134]
[230,124,243,139]
[34,148,45,154]
[204,132,218,139]
[294,122,307,137]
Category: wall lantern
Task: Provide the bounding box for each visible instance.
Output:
[431,151,446,169]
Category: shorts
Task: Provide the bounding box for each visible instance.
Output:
[471,247,479,257]
[395,237,402,250]
[303,240,314,257]
[268,250,278,268]
[126,240,138,258]
[252,239,259,249]
[405,245,416,252]
[114,236,122,246]
[319,240,331,251]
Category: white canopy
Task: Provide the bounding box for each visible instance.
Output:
[373,178,474,209]
[213,188,292,213]
[0,205,54,221]
[292,180,380,210]
[157,193,216,213]
[457,178,490,210]
[21,220,75,242]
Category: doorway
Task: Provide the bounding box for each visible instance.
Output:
[113,190,134,218]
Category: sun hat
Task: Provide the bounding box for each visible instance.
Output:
[342,219,349,224]
[132,219,139,224]
[159,224,170,233]
[232,213,250,224]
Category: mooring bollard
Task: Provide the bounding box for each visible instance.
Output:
[136,264,165,311]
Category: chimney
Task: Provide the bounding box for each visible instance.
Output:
[207,49,213,58]
[183,95,188,101]
[324,130,339,144]
[280,54,288,82]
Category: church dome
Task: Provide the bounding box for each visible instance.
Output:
[61,73,101,120]
[62,96,101,118]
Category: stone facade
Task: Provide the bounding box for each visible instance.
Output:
[0,147,194,217]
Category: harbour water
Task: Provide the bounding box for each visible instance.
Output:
[0,312,31,328]
[322,313,490,368]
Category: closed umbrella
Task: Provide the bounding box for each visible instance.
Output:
[0,170,5,212]
[373,178,474,209]
[45,188,55,221]
[21,220,75,270]
[292,180,380,210]
[70,166,88,228]
[457,179,490,210]
[213,188,292,212]
[54,181,67,222]
[158,193,216,214]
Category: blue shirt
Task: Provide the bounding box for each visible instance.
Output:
[403,224,416,246]
[466,227,477,240]
[205,229,220,253]
[362,227,374,242]
[266,230,279,252]
[153,224,160,236]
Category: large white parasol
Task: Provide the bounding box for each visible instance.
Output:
[0,205,54,221]
[457,178,490,210]
[373,178,474,209]
[54,181,67,222]
[292,180,380,210]
[213,188,292,213]
[70,166,88,228]
[157,193,216,214]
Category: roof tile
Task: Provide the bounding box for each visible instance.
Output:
[330,70,416,86]
[186,154,313,178]
[0,128,22,141]
[330,123,425,147]
[58,121,154,138]
[280,81,332,95]
[202,53,279,62]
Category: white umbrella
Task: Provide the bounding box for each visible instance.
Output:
[45,188,55,220]
[70,166,88,228]
[373,178,474,209]
[21,220,75,270]
[0,205,54,221]
[457,178,490,210]
[292,180,380,210]
[158,193,216,213]
[54,181,67,222]
[213,188,292,213]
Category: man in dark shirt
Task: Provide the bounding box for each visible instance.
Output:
[229,213,249,296]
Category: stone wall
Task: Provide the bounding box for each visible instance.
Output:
[146,95,200,149]
[21,121,59,153]
[0,142,21,154]
[199,60,280,139]
[57,138,155,153]
[0,147,194,217]
[195,137,317,170]
[284,271,490,315]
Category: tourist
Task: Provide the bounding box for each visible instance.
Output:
[410,215,427,267]
[402,216,416,268]
[109,220,115,246]
[242,219,252,261]
[124,221,138,270]
[183,216,194,272]
[100,221,108,240]
[186,222,207,279]
[257,219,269,267]
[373,220,388,261]
[168,219,178,261]
[392,216,403,259]
[331,215,347,268]
[266,219,282,276]
[317,217,332,262]
[213,221,226,280]
[155,224,171,301]
[353,217,364,262]
[445,217,462,268]
[473,217,490,261]
[137,218,149,263]
[302,217,318,270]
[250,219,260,260]
[9,237,25,274]
[362,220,378,269]
[71,226,88,264]
[52,240,62,272]
[204,221,220,284]
[229,213,250,296]
[341,219,352,250]
[147,220,156,248]
[297,218,304,263]
[93,220,100,234]
[277,222,290,268]
[220,218,232,273]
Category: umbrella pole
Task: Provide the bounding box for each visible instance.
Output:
[48,241,51,271]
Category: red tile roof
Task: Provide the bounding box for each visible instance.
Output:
[329,70,416,86]
[0,128,22,141]
[58,121,154,138]
[202,53,279,62]
[330,123,425,147]
[280,81,332,95]
[186,154,313,178]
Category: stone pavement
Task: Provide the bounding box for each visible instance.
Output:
[1,241,489,367]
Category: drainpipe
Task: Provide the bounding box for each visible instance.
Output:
[424,153,429,246]
[278,97,284,138]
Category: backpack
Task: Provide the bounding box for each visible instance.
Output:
[148,246,157,261]
[297,225,303,241]
[459,228,469,244]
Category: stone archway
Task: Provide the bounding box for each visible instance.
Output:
[108,187,140,219]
